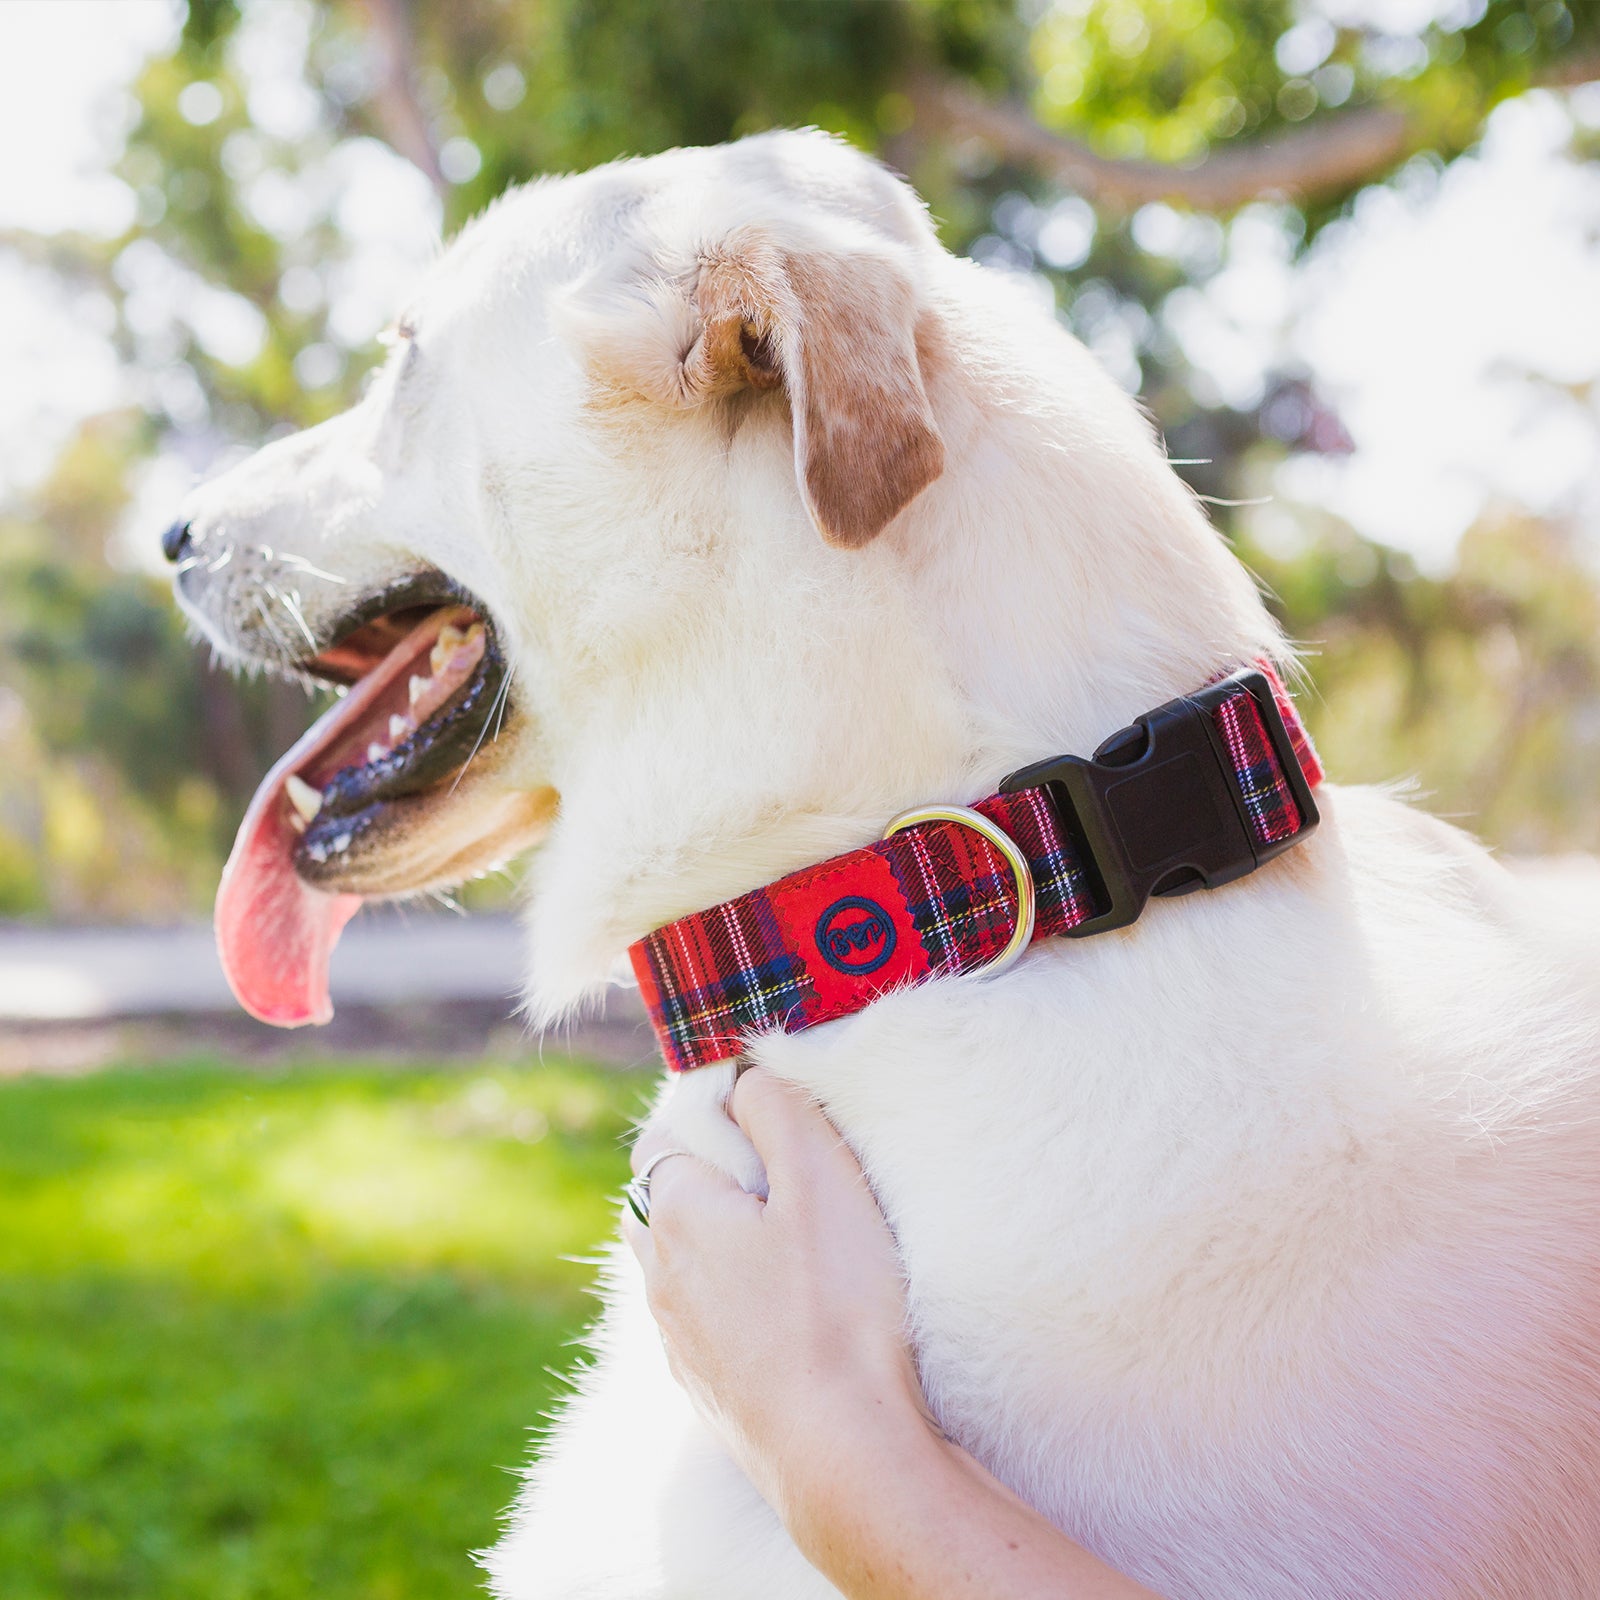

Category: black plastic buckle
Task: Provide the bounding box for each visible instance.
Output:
[998,669,1319,937]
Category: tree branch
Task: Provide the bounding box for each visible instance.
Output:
[908,55,1600,214]
[908,74,1408,212]
[353,0,445,201]
[1539,50,1600,88]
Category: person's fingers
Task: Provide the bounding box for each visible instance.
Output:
[629,1120,679,1176]
[728,1068,850,1186]
[624,1150,757,1266]
[647,1149,752,1232]
[620,1203,655,1269]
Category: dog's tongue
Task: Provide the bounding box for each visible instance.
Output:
[214,728,362,1027]
[215,608,464,1027]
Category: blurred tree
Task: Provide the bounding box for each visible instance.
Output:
[3,0,1598,918]
[1241,510,1600,852]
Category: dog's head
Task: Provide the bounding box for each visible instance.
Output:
[171,130,964,1024]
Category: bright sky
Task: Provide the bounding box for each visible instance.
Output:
[1264,90,1600,569]
[1,0,1596,576]
[0,2,176,235]
[0,3,176,512]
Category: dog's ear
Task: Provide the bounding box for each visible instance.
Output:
[685,229,944,547]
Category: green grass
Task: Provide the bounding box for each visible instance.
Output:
[0,1055,653,1600]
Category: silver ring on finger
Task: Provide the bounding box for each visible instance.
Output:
[624,1148,693,1227]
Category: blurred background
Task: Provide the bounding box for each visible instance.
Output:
[2,0,1597,1595]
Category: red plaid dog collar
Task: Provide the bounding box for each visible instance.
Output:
[630,664,1323,1072]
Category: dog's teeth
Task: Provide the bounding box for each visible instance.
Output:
[430,624,465,672]
[332,832,351,854]
[285,774,323,823]
[429,620,483,675]
[389,714,413,744]
[287,811,307,835]
[408,674,431,707]
[367,741,386,765]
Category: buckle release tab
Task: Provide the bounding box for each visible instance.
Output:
[999,669,1319,937]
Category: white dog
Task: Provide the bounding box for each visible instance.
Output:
[170,131,1600,1598]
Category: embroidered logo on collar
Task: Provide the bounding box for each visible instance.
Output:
[816,896,897,975]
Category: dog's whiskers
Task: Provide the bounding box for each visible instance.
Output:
[276,551,349,586]
[269,583,320,655]
[448,663,516,797]
[250,592,296,664]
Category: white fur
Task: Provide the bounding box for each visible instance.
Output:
[176,132,1600,1598]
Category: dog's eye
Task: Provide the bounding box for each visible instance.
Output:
[378,315,417,350]
[373,331,421,392]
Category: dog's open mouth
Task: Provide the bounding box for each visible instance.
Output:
[286,601,507,872]
[215,577,524,1028]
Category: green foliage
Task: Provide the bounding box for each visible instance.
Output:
[5,542,199,808]
[1031,0,1598,168]
[1247,512,1600,852]
[0,414,314,916]
[1034,0,1293,159]
[559,1,910,156]
[0,1054,652,1600]
[182,0,241,57]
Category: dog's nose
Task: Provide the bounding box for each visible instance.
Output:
[161,519,193,564]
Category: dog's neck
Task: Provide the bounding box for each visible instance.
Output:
[897,273,1281,753]
[519,268,1284,1020]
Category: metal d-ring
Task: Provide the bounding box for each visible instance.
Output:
[882,804,1037,979]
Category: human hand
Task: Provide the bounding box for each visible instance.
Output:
[621,1072,1165,1600]
[620,1067,931,1526]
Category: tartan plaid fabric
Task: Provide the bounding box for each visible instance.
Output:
[631,666,1322,1072]
[1258,658,1325,792]
[971,785,1101,939]
[1216,689,1305,845]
